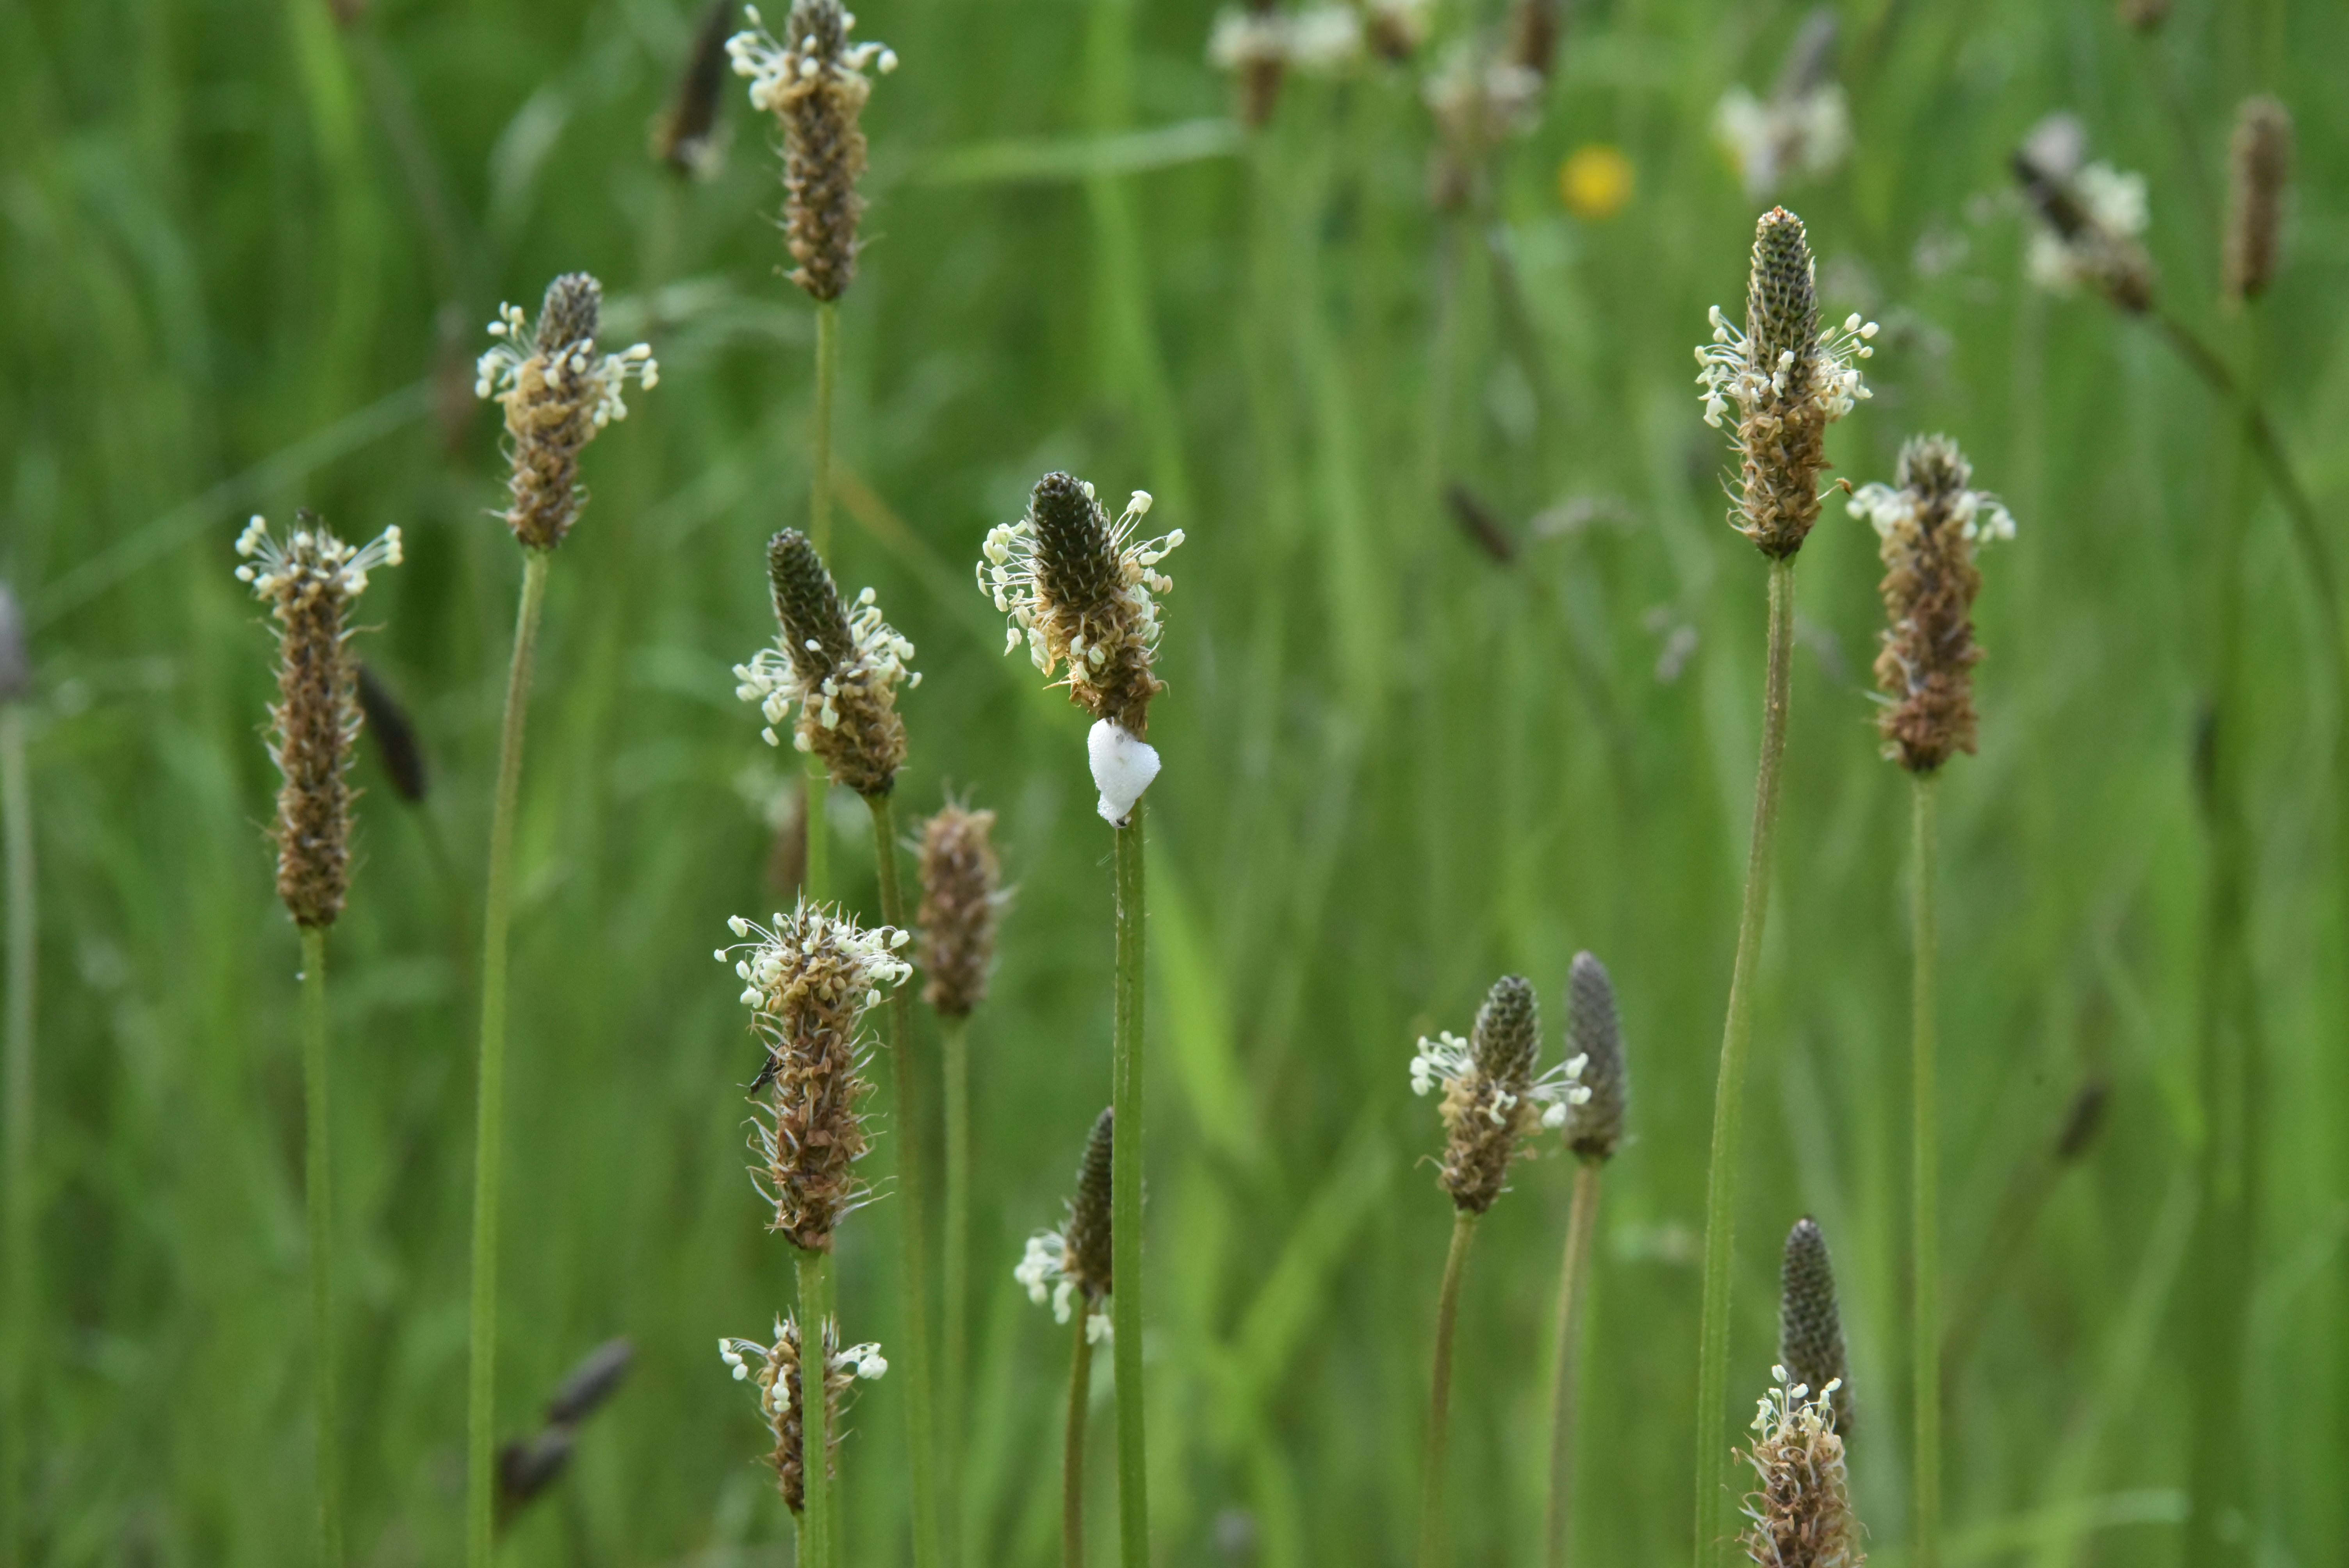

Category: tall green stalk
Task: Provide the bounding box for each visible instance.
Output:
[1543,1160,1604,1568]
[1062,1308,1096,1568]
[302,927,344,1568]
[1,704,34,1568]
[466,549,551,1568]
[1110,807,1148,1568]
[866,793,942,1568]
[1416,1210,1479,1568]
[798,1248,836,1568]
[942,1012,972,1547]
[804,303,840,907]
[1910,777,1942,1568]
[1691,557,1798,1566]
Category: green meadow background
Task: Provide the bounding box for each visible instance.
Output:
[4,0,2344,1562]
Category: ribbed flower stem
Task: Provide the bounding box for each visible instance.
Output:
[942,1012,972,1538]
[802,302,841,907]
[1911,775,1942,1568]
[866,793,943,1568]
[301,928,344,1568]
[2,705,34,1568]
[1417,1210,1479,1568]
[466,548,551,1568]
[1063,1306,1096,1568]
[1543,1159,1604,1568]
[1692,556,1797,1567]
[1111,808,1149,1568]
[798,1248,836,1568]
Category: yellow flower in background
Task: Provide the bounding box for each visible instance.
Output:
[1558,143,1633,219]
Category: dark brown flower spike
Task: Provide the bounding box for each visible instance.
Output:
[916,802,1001,1018]
[1563,951,1627,1161]
[728,0,897,301]
[2224,97,2292,306]
[735,529,916,798]
[720,1314,887,1511]
[1736,1365,1863,1566]
[234,513,403,928]
[1016,1107,1116,1338]
[1779,1217,1853,1435]
[1412,975,1590,1215]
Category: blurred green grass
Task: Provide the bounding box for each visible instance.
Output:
[3,0,2346,1563]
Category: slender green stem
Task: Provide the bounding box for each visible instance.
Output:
[1110,806,1148,1568]
[942,1012,972,1546]
[802,302,840,909]
[867,793,943,1568]
[1417,1209,1479,1568]
[1063,1306,1096,1568]
[301,928,344,1568]
[466,548,552,1568]
[1691,557,1797,1567]
[1910,776,1942,1568]
[798,1248,835,1568]
[2,705,36,1568]
[1543,1159,1604,1568]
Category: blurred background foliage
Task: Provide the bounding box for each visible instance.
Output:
[2,0,2345,1562]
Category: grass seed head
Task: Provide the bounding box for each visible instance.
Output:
[916,801,1001,1018]
[1779,1217,1854,1436]
[718,1314,886,1511]
[2224,97,2292,305]
[736,529,915,796]
[978,472,1182,739]
[1738,1365,1864,1567]
[720,899,911,1250]
[1695,208,1878,558]
[729,0,895,301]
[1563,951,1627,1160]
[474,273,658,550]
[1413,975,1590,1214]
[234,512,403,929]
[1850,433,2012,773]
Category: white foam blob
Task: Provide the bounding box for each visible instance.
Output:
[1088,719,1162,825]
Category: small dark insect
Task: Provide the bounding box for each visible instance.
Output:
[749,1049,784,1098]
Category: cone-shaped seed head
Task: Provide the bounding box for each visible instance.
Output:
[2224,97,2292,305]
[730,0,894,300]
[1747,209,1821,394]
[1737,1366,1863,1567]
[1779,1217,1853,1435]
[917,802,1000,1017]
[1564,951,1627,1160]
[0,581,29,703]
[1064,1107,1116,1302]
[234,512,402,928]
[474,272,658,550]
[747,529,912,796]
[1859,433,2010,773]
[1437,975,1545,1214]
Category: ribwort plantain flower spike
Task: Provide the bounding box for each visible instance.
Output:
[2223,97,2292,306]
[718,1314,887,1513]
[916,802,1001,1018]
[1779,1217,1854,1436]
[1695,208,1878,558]
[1712,11,1849,201]
[729,0,896,302]
[978,473,1183,823]
[716,899,911,1251]
[1738,1365,1862,1566]
[1562,951,1627,1161]
[474,273,658,550]
[1412,976,1590,1214]
[1848,434,2012,774]
[1014,1107,1116,1343]
[2013,117,2155,313]
[235,513,404,928]
[735,529,917,797]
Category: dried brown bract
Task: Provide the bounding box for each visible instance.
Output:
[1779,1217,1853,1436]
[473,273,658,551]
[1412,976,1588,1214]
[917,802,1001,1018]
[1849,435,2013,774]
[1695,209,1878,558]
[1738,1367,1864,1567]
[735,529,916,797]
[2224,97,2292,305]
[729,0,896,301]
[719,900,911,1251]
[235,513,403,929]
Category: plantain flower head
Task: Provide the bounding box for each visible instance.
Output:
[474,273,658,550]
[734,529,917,797]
